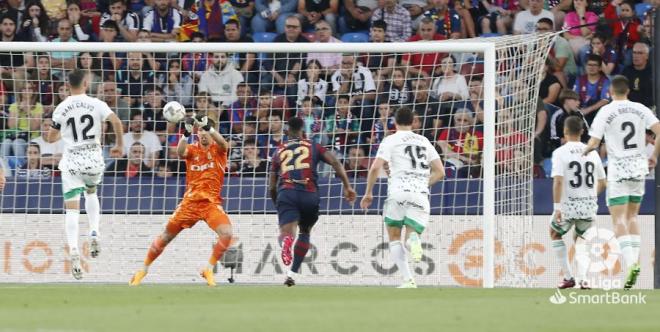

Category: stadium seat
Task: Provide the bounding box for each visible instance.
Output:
[480,33,502,38]
[341,32,369,43]
[252,32,277,43]
[635,3,652,18]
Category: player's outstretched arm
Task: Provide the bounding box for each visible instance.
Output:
[195,116,229,150]
[428,159,445,187]
[323,150,356,204]
[552,175,563,221]
[361,157,385,210]
[45,121,61,143]
[268,171,278,206]
[107,113,124,158]
[583,137,601,156]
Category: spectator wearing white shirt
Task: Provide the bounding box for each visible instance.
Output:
[297,59,328,107]
[30,117,65,170]
[198,52,245,106]
[100,0,140,42]
[306,20,342,78]
[432,55,469,101]
[123,111,163,169]
[513,0,553,34]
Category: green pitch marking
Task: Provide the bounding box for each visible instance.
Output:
[0,285,658,332]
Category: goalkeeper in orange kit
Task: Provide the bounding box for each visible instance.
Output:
[130,115,232,286]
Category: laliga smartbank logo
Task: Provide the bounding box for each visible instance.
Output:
[549,279,647,305]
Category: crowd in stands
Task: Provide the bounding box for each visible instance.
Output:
[0,0,656,181]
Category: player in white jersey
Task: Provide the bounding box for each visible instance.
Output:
[550,115,606,289]
[584,75,660,289]
[46,69,124,280]
[360,107,445,288]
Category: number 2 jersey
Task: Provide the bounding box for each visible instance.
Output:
[52,94,114,174]
[551,141,606,220]
[271,138,328,192]
[589,100,659,181]
[376,130,440,196]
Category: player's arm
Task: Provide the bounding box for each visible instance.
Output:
[269,170,278,205]
[360,157,386,209]
[649,122,660,167]
[552,175,563,221]
[583,137,601,156]
[178,117,195,159]
[428,158,445,187]
[45,119,61,143]
[597,178,606,195]
[196,116,229,150]
[322,150,356,203]
[107,113,124,158]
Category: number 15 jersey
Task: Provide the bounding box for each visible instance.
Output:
[376,130,440,195]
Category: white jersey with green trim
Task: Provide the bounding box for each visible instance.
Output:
[375,130,441,195]
[551,141,606,219]
[52,94,113,174]
[589,100,659,181]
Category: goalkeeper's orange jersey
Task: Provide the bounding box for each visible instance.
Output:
[182,141,227,204]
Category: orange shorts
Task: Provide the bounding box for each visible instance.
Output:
[166,199,230,234]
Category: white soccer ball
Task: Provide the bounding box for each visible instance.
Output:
[163,101,186,123]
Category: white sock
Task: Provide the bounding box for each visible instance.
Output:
[389,241,413,281]
[551,240,572,279]
[630,234,641,265]
[65,209,80,255]
[574,241,590,282]
[617,235,634,269]
[84,192,100,237]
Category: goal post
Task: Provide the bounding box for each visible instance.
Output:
[0,35,557,287]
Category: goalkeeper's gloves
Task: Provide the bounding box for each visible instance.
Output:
[183,117,195,138]
[195,115,214,133]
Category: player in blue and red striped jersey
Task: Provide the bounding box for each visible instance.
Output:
[269,117,356,286]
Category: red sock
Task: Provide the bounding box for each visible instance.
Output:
[209,236,232,266]
[144,237,167,266]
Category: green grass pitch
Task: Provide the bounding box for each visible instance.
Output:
[0,285,657,332]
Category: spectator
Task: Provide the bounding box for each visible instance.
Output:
[343,146,368,178]
[106,142,154,177]
[230,0,255,37]
[513,0,553,34]
[229,84,257,125]
[465,76,485,127]
[198,52,245,107]
[116,51,155,107]
[548,89,589,150]
[251,0,297,34]
[33,53,58,106]
[306,20,342,78]
[123,111,163,169]
[30,116,65,170]
[325,94,361,157]
[339,0,376,34]
[371,0,412,42]
[2,81,43,158]
[298,0,338,32]
[539,59,561,105]
[495,108,528,174]
[0,14,29,74]
[96,20,122,73]
[436,108,483,178]
[259,111,287,159]
[20,1,50,42]
[297,59,328,107]
[400,0,430,29]
[577,33,618,76]
[158,58,194,107]
[536,18,575,88]
[196,0,239,41]
[47,81,69,117]
[298,96,324,144]
[330,54,377,109]
[141,86,169,134]
[479,0,518,35]
[220,19,257,83]
[181,32,209,82]
[50,18,78,70]
[142,0,183,42]
[423,0,461,39]
[400,17,446,80]
[431,55,469,102]
[605,0,640,65]
[97,80,131,123]
[42,0,67,21]
[266,15,308,94]
[562,0,598,55]
[134,29,162,71]
[100,0,140,41]
[411,78,444,140]
[194,91,226,127]
[360,20,395,85]
[66,0,94,41]
[382,67,412,106]
[622,42,652,108]
[77,51,102,97]
[240,138,268,176]
[228,115,258,171]
[367,100,395,155]
[15,143,52,178]
[572,53,610,124]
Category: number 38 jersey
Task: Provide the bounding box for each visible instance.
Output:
[551,141,606,220]
[589,100,659,181]
[376,130,440,195]
[52,94,114,173]
[271,138,328,192]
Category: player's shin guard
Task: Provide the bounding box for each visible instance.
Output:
[144,237,167,270]
[291,234,310,274]
[574,241,590,282]
[65,209,80,255]
[617,235,634,268]
[389,241,413,282]
[84,192,100,237]
[630,234,641,264]
[208,235,232,268]
[551,240,572,280]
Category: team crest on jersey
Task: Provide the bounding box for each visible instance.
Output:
[207,152,212,160]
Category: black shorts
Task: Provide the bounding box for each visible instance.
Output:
[276,190,320,228]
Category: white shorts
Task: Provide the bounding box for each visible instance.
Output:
[61,170,103,201]
[606,179,645,206]
[549,213,593,237]
[383,192,430,233]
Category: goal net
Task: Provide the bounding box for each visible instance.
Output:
[0,35,565,287]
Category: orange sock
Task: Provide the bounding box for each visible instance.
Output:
[208,236,232,267]
[144,237,167,266]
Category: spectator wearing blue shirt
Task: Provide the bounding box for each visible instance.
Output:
[251,0,298,34]
[572,54,610,124]
[423,0,461,39]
